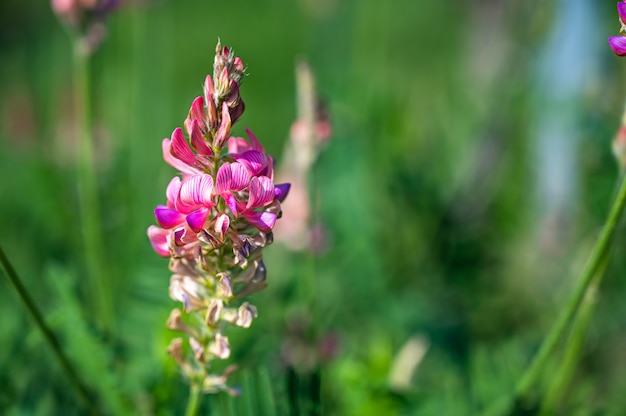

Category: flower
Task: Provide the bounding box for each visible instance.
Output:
[608,2,626,56]
[147,42,290,395]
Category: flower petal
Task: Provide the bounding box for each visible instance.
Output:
[147,225,170,257]
[177,174,214,213]
[619,2,626,23]
[245,127,265,152]
[234,150,266,176]
[186,207,210,232]
[162,139,198,175]
[274,183,291,202]
[230,162,250,191]
[190,119,213,156]
[214,102,231,148]
[170,127,198,168]
[215,213,230,238]
[166,177,182,208]
[223,192,238,216]
[227,136,250,155]
[214,163,232,195]
[247,176,275,208]
[242,210,277,232]
[155,205,186,229]
[609,36,626,56]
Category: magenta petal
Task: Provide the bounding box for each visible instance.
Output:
[229,99,245,124]
[274,183,291,202]
[227,136,250,155]
[190,119,213,156]
[170,127,198,167]
[162,139,198,175]
[234,150,266,176]
[223,192,238,216]
[178,174,214,212]
[247,176,275,208]
[147,225,170,257]
[215,213,230,237]
[174,226,198,246]
[186,207,210,232]
[203,75,214,105]
[215,102,231,147]
[245,127,265,152]
[609,36,626,56]
[243,211,277,232]
[155,205,186,229]
[166,177,182,208]
[215,163,232,195]
[229,162,250,191]
[619,2,626,23]
[190,96,205,125]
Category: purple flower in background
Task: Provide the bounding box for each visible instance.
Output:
[609,2,626,56]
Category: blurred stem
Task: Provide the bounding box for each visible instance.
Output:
[73,40,113,333]
[185,384,202,416]
[0,244,98,415]
[514,171,626,404]
[538,254,606,415]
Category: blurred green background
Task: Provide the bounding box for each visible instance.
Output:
[2,0,626,414]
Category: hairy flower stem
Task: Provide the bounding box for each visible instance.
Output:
[0,244,98,415]
[538,255,607,415]
[185,384,202,416]
[514,170,626,406]
[74,40,113,334]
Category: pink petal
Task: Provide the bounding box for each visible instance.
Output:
[155,205,186,229]
[229,99,245,124]
[162,139,198,175]
[189,96,205,127]
[166,177,182,208]
[186,207,210,232]
[234,150,266,176]
[230,162,250,191]
[203,75,214,105]
[214,102,231,148]
[223,192,238,216]
[609,36,626,56]
[245,127,265,152]
[227,136,250,155]
[174,226,198,246]
[215,163,232,195]
[215,213,230,238]
[170,128,198,168]
[177,174,214,213]
[619,2,626,23]
[147,225,170,257]
[247,176,275,208]
[274,183,291,202]
[243,211,277,232]
[190,119,213,156]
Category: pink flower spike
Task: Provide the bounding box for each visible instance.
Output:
[166,177,182,208]
[619,2,626,23]
[215,102,231,148]
[609,36,626,56]
[170,128,199,167]
[243,211,277,232]
[162,139,198,175]
[147,225,170,257]
[190,119,213,156]
[186,207,210,232]
[177,174,214,213]
[215,163,232,194]
[155,205,186,229]
[274,183,291,202]
[215,213,230,238]
[245,127,265,152]
[247,176,275,208]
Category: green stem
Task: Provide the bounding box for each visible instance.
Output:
[73,40,113,333]
[514,171,626,403]
[185,384,202,416]
[0,244,98,415]
[538,254,608,415]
